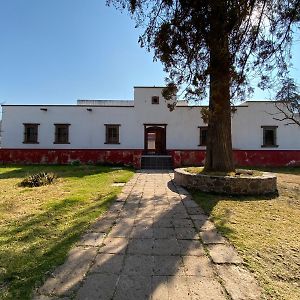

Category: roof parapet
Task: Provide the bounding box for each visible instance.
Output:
[77,100,134,106]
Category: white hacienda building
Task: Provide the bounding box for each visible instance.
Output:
[0,87,299,168]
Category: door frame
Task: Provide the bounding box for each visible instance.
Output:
[143,124,167,155]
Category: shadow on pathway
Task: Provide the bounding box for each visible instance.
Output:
[35,171,262,300]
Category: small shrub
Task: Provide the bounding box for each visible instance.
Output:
[70,160,81,166]
[19,172,57,188]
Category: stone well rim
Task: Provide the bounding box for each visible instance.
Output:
[176,167,276,180]
[174,168,278,195]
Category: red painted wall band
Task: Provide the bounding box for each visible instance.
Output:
[0,149,299,167]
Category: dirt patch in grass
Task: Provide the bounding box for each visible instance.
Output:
[0,165,134,300]
[191,167,300,300]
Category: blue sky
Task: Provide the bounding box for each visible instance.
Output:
[0,0,299,105]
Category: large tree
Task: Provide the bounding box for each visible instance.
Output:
[107,0,300,172]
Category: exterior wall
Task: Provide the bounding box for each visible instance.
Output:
[1,87,299,167]
[1,106,139,149]
[231,101,300,150]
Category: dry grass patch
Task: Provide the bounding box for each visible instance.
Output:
[185,166,263,176]
[0,165,134,300]
[191,167,300,300]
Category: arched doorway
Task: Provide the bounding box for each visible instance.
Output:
[144,125,167,155]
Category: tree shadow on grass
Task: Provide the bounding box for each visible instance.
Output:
[189,189,279,238]
[0,191,117,300]
[0,165,133,180]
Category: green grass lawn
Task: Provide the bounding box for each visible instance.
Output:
[191,167,300,300]
[0,165,134,300]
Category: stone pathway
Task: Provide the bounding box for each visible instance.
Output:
[35,171,262,300]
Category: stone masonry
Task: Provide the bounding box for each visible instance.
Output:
[34,171,262,300]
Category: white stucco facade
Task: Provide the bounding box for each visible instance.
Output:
[1,87,300,151]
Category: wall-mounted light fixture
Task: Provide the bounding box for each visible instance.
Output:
[40,108,48,111]
[87,108,93,112]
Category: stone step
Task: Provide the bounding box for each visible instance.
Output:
[141,155,173,170]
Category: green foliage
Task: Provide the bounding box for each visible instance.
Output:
[108,0,300,102]
[70,159,81,166]
[19,172,57,188]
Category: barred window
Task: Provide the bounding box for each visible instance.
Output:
[261,126,278,147]
[199,126,208,146]
[105,124,120,144]
[151,96,159,104]
[54,124,70,144]
[23,123,39,144]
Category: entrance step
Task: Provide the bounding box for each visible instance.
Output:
[141,155,173,170]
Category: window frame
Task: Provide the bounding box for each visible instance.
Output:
[105,124,121,144]
[198,126,208,146]
[151,96,159,105]
[54,123,70,144]
[261,126,278,148]
[23,123,39,144]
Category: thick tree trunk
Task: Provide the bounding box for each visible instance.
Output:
[204,2,235,173]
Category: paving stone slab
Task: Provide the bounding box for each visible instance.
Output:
[186,276,227,300]
[180,195,193,201]
[200,230,227,244]
[151,276,169,300]
[99,237,128,254]
[104,210,120,220]
[169,211,190,219]
[118,209,138,219]
[172,218,194,228]
[182,199,199,208]
[182,255,215,277]
[153,238,181,256]
[175,227,199,240]
[186,207,205,215]
[113,275,152,300]
[190,214,209,221]
[90,253,124,274]
[115,194,128,202]
[167,275,192,300]
[193,219,216,231]
[77,232,106,247]
[178,240,206,256]
[75,273,118,300]
[216,265,262,300]
[153,256,185,276]
[39,247,97,296]
[134,217,153,227]
[116,217,135,227]
[136,209,155,218]
[176,187,190,195]
[127,238,154,255]
[108,202,124,212]
[108,223,133,238]
[90,217,116,233]
[130,226,154,239]
[152,218,174,228]
[153,227,176,239]
[123,255,154,275]
[208,244,243,264]
[123,202,139,210]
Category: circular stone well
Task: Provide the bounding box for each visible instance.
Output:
[174,168,277,195]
